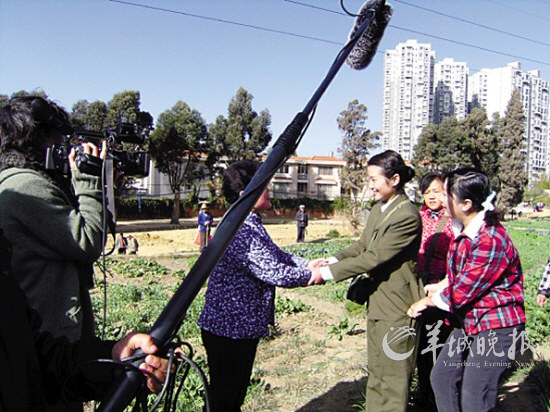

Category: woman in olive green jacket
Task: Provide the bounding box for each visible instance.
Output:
[311,150,422,412]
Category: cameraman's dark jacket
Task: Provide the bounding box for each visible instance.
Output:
[0,236,114,411]
[0,168,103,341]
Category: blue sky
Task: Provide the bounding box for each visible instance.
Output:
[1,0,549,157]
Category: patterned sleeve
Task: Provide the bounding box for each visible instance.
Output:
[538,258,550,296]
[237,217,311,287]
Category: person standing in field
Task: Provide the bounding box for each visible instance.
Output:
[536,257,550,307]
[126,234,139,254]
[412,172,456,409]
[198,160,325,412]
[197,202,214,252]
[310,150,423,412]
[296,204,309,242]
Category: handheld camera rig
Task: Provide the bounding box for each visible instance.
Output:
[45,122,150,178]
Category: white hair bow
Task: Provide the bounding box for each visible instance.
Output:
[482,191,496,212]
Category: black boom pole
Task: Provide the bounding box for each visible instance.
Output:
[97,2,386,410]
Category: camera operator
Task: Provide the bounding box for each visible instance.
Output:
[0,95,107,411]
[0,96,106,411]
[0,95,106,341]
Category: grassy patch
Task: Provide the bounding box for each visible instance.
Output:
[504,219,550,231]
[506,228,550,345]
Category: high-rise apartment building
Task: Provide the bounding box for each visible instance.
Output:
[382,40,435,160]
[469,62,549,182]
[382,39,549,184]
[433,58,469,124]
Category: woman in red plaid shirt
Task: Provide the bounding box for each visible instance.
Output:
[408,168,526,412]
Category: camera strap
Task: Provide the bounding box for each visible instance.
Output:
[103,158,117,247]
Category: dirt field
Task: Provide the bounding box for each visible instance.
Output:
[113,218,357,257]
[113,207,550,258]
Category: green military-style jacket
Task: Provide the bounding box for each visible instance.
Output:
[330,195,423,321]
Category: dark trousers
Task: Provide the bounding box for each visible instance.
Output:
[297,226,306,242]
[199,229,210,252]
[415,307,456,399]
[201,329,259,412]
[431,325,524,412]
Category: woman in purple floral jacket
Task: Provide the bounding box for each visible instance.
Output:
[198,160,320,412]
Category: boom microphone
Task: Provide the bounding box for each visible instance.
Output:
[346,0,393,70]
[97,2,393,411]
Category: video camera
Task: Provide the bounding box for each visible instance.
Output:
[45,122,150,178]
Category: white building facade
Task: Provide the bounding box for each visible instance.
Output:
[271,156,346,200]
[382,38,549,184]
[469,62,549,183]
[132,155,346,201]
[433,58,469,124]
[382,40,435,160]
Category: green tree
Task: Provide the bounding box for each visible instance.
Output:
[208,87,272,163]
[105,90,141,128]
[87,101,109,131]
[413,117,473,174]
[460,107,500,189]
[149,101,207,223]
[497,89,527,211]
[70,100,89,130]
[337,99,380,233]
[71,99,108,131]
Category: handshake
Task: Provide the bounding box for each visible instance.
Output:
[306,258,330,285]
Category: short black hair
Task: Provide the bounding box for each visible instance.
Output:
[0,95,71,171]
[419,172,443,194]
[222,160,260,204]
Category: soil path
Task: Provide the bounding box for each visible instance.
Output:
[112,218,356,257]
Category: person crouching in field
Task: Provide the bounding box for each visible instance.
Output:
[408,168,526,412]
[197,160,325,412]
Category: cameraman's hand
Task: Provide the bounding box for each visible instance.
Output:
[112,332,169,393]
[69,141,107,171]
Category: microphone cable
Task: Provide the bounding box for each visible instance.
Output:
[61,339,211,412]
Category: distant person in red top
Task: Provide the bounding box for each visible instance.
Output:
[412,172,455,409]
[408,168,526,412]
[115,232,127,255]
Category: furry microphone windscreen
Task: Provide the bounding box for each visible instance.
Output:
[346,0,393,70]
